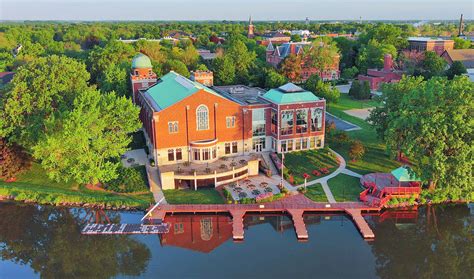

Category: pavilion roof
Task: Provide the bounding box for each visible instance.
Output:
[391,166,421,182]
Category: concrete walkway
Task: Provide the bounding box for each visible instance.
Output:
[145,164,168,204]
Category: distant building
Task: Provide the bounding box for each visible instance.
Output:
[357,54,403,90]
[266,41,340,81]
[441,49,474,69]
[190,70,214,86]
[247,15,255,39]
[130,53,326,190]
[407,37,454,55]
[257,32,291,46]
[197,49,217,61]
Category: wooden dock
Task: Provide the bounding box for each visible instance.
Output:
[81,223,170,235]
[147,195,379,240]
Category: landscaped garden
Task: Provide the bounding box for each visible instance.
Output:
[327,174,363,202]
[304,183,328,202]
[163,189,225,204]
[327,94,401,174]
[0,163,155,209]
[279,147,339,185]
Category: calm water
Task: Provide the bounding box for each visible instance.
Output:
[0,202,472,279]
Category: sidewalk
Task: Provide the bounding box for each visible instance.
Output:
[145,164,167,204]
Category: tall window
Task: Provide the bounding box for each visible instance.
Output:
[252,109,266,137]
[176,148,182,161]
[280,110,294,135]
[196,105,209,130]
[296,109,308,134]
[225,143,231,154]
[271,109,278,134]
[168,121,178,133]
[310,108,323,132]
[226,116,236,128]
[232,141,238,153]
[168,149,175,161]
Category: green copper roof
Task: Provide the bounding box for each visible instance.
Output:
[144,71,222,110]
[132,53,152,69]
[263,83,320,104]
[391,166,421,182]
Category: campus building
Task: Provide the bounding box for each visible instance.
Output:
[407,37,454,55]
[265,41,340,81]
[130,53,326,190]
[357,54,403,90]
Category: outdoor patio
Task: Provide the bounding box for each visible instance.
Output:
[121,149,149,168]
[159,153,260,176]
[223,175,281,201]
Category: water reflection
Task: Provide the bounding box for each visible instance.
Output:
[0,202,472,278]
[0,202,151,278]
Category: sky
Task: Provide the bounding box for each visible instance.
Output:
[0,0,472,21]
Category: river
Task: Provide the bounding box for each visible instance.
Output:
[0,202,472,279]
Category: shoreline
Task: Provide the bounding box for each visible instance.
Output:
[1,194,469,213]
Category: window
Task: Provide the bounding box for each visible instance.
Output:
[212,147,217,158]
[252,123,266,136]
[271,110,278,134]
[225,143,231,154]
[193,149,200,161]
[280,110,294,135]
[317,138,322,148]
[134,70,138,75]
[168,121,178,133]
[174,223,184,234]
[296,109,308,134]
[309,137,316,148]
[310,108,323,132]
[196,105,209,130]
[287,140,293,152]
[301,138,308,149]
[280,140,287,152]
[252,109,266,136]
[295,139,301,150]
[202,148,210,160]
[168,149,175,161]
[232,142,238,153]
[252,138,266,151]
[176,148,182,161]
[226,116,236,128]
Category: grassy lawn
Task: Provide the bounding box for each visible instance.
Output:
[327,94,401,174]
[163,189,225,204]
[304,183,328,202]
[327,174,363,202]
[0,163,155,209]
[280,147,339,185]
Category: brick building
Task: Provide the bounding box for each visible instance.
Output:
[131,54,326,190]
[357,54,403,90]
[407,37,454,55]
[266,42,340,82]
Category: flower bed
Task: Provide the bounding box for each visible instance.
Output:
[255,192,273,202]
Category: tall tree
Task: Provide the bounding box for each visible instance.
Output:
[33,89,141,184]
[279,54,302,82]
[98,63,129,97]
[212,56,235,85]
[0,55,90,148]
[304,40,340,77]
[445,61,467,80]
[226,39,256,81]
[356,39,397,73]
[420,51,447,79]
[304,74,340,103]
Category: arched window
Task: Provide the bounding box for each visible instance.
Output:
[196,105,209,130]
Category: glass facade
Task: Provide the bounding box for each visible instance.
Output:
[310,108,323,132]
[252,109,266,137]
[280,110,294,135]
[296,109,308,134]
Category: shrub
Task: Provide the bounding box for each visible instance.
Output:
[105,166,148,193]
[0,138,31,179]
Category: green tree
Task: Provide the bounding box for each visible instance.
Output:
[445,61,467,79]
[33,89,141,184]
[98,63,129,97]
[359,23,408,49]
[356,39,397,73]
[265,69,287,88]
[87,41,135,81]
[290,34,302,42]
[304,74,340,103]
[341,66,359,80]
[305,40,340,77]
[212,56,235,85]
[348,80,370,99]
[279,54,302,82]
[0,55,90,148]
[226,39,256,81]
[163,59,189,77]
[420,51,447,79]
[453,37,471,49]
[382,76,473,191]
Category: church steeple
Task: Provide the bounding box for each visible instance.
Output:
[458,14,465,38]
[247,15,255,39]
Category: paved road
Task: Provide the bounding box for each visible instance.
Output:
[326,112,361,131]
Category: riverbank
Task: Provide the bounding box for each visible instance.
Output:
[0,164,154,210]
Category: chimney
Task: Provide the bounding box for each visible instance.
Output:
[190,70,214,87]
[383,54,393,71]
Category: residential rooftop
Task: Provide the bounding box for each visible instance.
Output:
[407,36,454,42]
[262,83,321,104]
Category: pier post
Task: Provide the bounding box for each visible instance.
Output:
[287,209,308,240]
[230,210,245,241]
